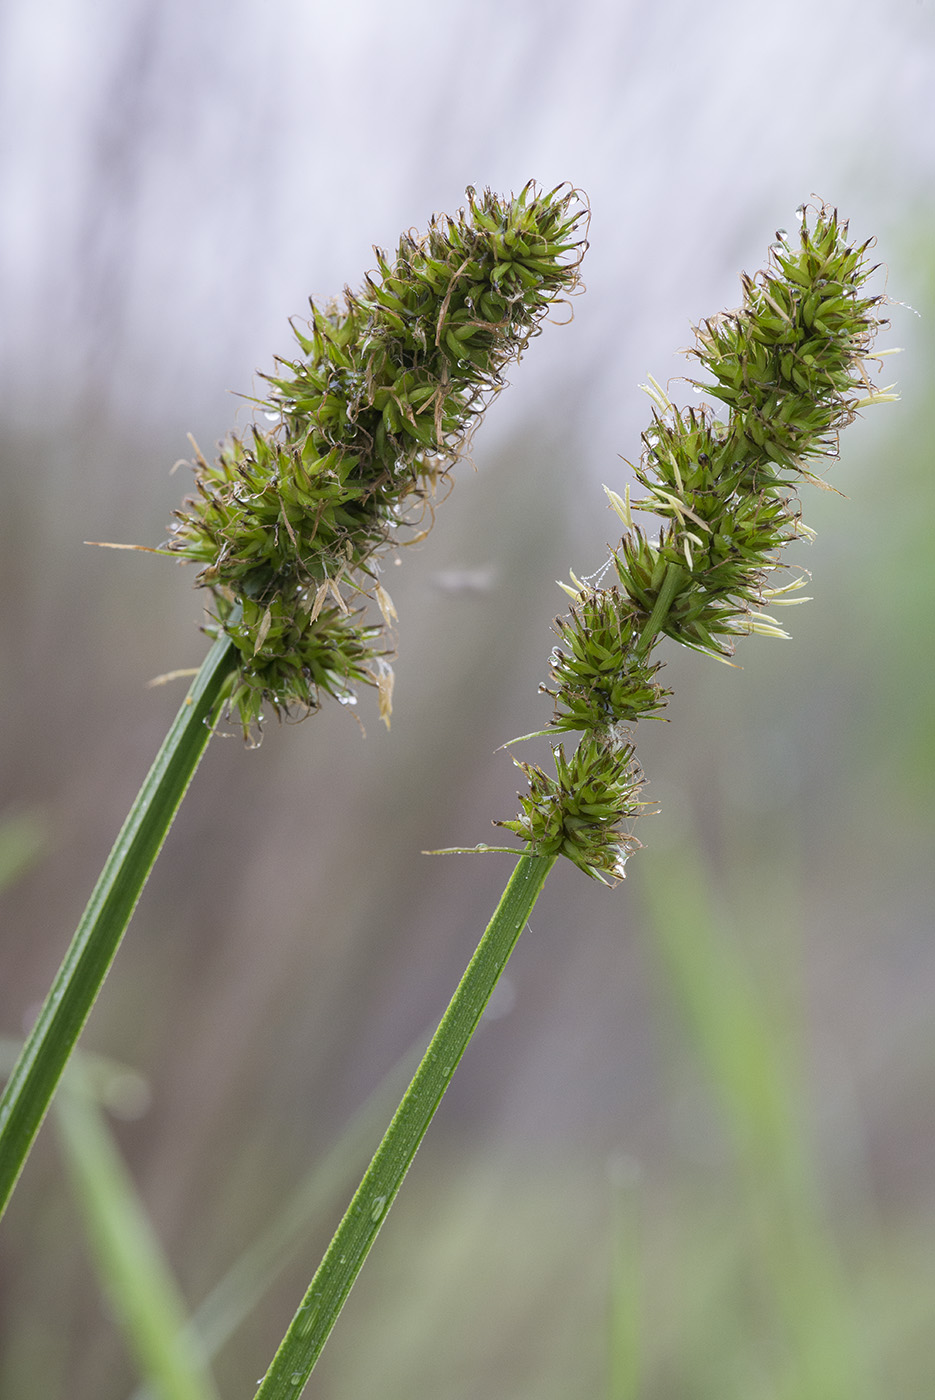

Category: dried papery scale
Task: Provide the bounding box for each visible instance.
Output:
[496,203,893,884]
[167,183,588,734]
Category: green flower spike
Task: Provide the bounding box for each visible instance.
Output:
[542,588,671,735]
[495,735,647,886]
[497,202,892,884]
[167,183,587,735]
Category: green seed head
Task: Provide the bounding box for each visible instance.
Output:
[168,183,588,736]
[498,202,892,880]
[495,735,646,885]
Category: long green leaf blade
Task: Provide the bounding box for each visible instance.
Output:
[255,852,555,1398]
[0,635,236,1219]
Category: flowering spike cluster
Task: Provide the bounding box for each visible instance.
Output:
[495,737,646,886]
[167,183,587,734]
[543,589,671,735]
[497,204,892,884]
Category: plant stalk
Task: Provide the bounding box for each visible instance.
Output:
[635,561,686,659]
[0,633,237,1220]
[254,851,555,1398]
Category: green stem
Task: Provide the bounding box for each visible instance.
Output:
[254,851,556,1399]
[635,561,686,659]
[0,634,237,1221]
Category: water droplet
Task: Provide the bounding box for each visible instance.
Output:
[370,1194,387,1221]
[336,692,357,707]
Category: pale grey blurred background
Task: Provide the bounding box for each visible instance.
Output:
[1,2,934,1397]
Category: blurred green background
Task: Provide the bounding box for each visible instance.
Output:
[1,2,934,1396]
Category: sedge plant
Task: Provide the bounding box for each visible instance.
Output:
[0,181,587,1217]
[0,187,893,1397]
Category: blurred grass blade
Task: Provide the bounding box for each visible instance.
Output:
[255,852,555,1398]
[194,1038,424,1359]
[639,842,868,1400]
[129,1035,426,1399]
[640,846,799,1168]
[0,807,47,893]
[55,1071,219,1400]
[607,1156,642,1400]
[0,634,237,1222]
[0,1039,151,1116]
